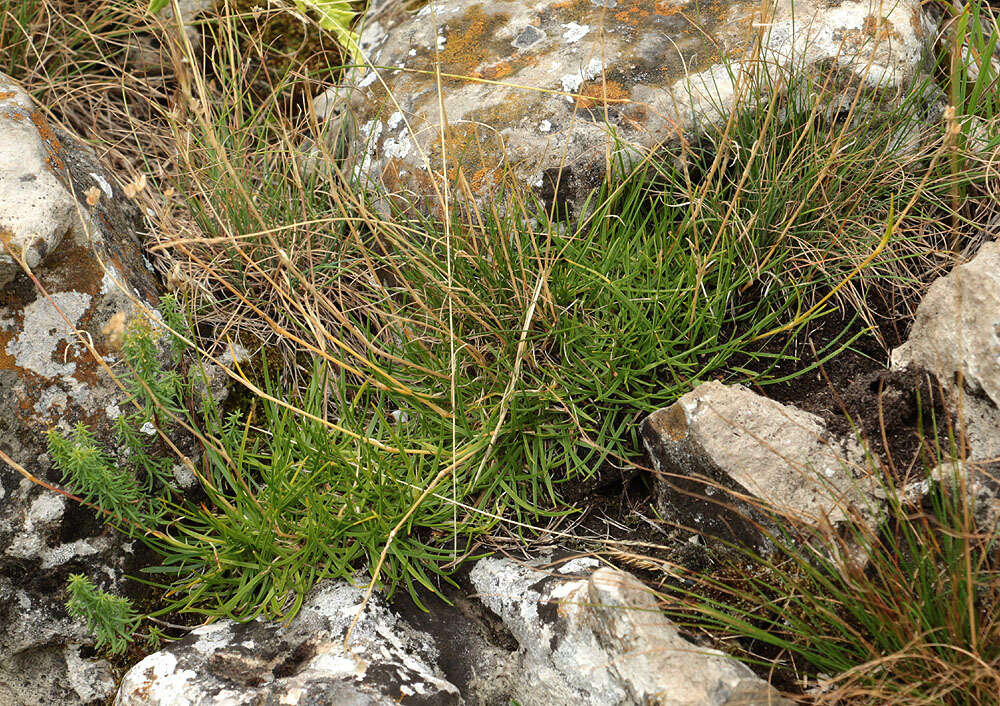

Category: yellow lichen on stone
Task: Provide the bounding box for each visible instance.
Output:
[436,5,512,81]
[576,81,630,108]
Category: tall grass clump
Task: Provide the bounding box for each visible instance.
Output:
[137,0,1000,615]
[16,0,1000,641]
[656,445,1000,705]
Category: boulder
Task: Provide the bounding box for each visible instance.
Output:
[115,579,461,705]
[891,241,1000,461]
[640,381,879,553]
[469,554,789,705]
[323,0,935,215]
[0,73,163,704]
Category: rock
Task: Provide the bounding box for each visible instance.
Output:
[0,73,164,704]
[469,554,788,705]
[640,381,879,553]
[890,241,1000,461]
[0,640,117,705]
[325,0,934,215]
[126,0,215,73]
[902,460,1000,532]
[157,0,216,24]
[390,575,521,705]
[115,579,461,705]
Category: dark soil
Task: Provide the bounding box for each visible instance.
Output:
[754,314,961,483]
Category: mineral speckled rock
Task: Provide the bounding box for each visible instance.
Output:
[0,72,163,705]
[891,241,1000,461]
[115,579,461,706]
[640,381,879,552]
[323,0,934,215]
[468,555,790,705]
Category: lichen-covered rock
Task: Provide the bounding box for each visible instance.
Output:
[0,72,164,704]
[891,241,1000,461]
[640,381,879,552]
[469,555,789,705]
[324,0,934,215]
[115,579,461,705]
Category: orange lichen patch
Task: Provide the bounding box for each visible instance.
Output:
[428,95,533,173]
[1,107,28,122]
[909,7,924,39]
[576,80,630,108]
[469,166,499,195]
[475,61,515,80]
[551,0,588,10]
[436,5,511,79]
[654,0,683,17]
[30,109,66,174]
[45,242,104,298]
[66,342,105,389]
[432,123,497,177]
[862,14,901,40]
[0,330,17,372]
[614,3,651,26]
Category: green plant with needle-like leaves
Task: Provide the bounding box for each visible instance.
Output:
[65,574,141,656]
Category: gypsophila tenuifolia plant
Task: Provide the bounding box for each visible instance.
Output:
[65,574,140,656]
[159,292,191,364]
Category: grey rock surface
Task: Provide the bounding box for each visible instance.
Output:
[902,460,1000,532]
[324,0,935,215]
[115,579,461,705]
[891,241,1000,461]
[469,555,789,705]
[391,576,520,705]
[640,381,879,552]
[0,72,164,704]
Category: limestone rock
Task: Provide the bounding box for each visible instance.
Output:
[324,0,934,215]
[115,579,461,705]
[0,73,163,704]
[902,460,1000,532]
[469,555,789,705]
[891,241,1000,461]
[640,381,878,552]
